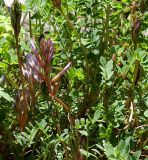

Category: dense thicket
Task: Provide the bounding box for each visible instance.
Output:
[0,0,148,159]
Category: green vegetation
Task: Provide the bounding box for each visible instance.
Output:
[0,0,148,159]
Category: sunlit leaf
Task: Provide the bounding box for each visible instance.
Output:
[0,87,14,102]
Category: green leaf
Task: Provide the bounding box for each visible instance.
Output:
[100,56,106,66]
[106,60,113,72]
[0,62,7,69]
[28,128,38,147]
[61,54,67,60]
[144,146,148,150]
[80,149,96,158]
[117,137,130,159]
[0,87,14,102]
[107,71,114,80]
[81,38,90,46]
[117,47,125,56]
[144,110,148,118]
[75,119,80,129]
[92,110,101,124]
[100,57,114,80]
[21,132,30,140]
[79,130,88,136]
[103,141,115,158]
[96,144,104,151]
[80,118,85,125]
[132,150,141,160]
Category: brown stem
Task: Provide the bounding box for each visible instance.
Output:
[103,85,110,118]
[53,96,69,111]
[53,96,75,126]
[29,12,32,38]
[15,36,25,90]
[133,59,140,87]
[15,32,28,131]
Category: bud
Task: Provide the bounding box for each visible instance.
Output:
[112,54,116,62]
[40,38,54,64]
[14,89,29,131]
[22,53,41,83]
[52,0,61,7]
[132,18,141,43]
[130,1,137,13]
[10,1,22,38]
[26,38,71,97]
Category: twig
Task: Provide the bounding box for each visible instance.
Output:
[53,96,69,111]
[129,102,134,123]
[135,125,148,130]
[52,96,75,126]
[29,11,32,38]
[124,101,134,130]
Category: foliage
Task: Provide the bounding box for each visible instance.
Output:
[0,0,148,159]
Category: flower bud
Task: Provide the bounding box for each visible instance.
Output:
[40,38,54,64]
[22,53,41,83]
[52,0,61,7]
[132,18,141,43]
[10,1,22,37]
[112,54,116,62]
